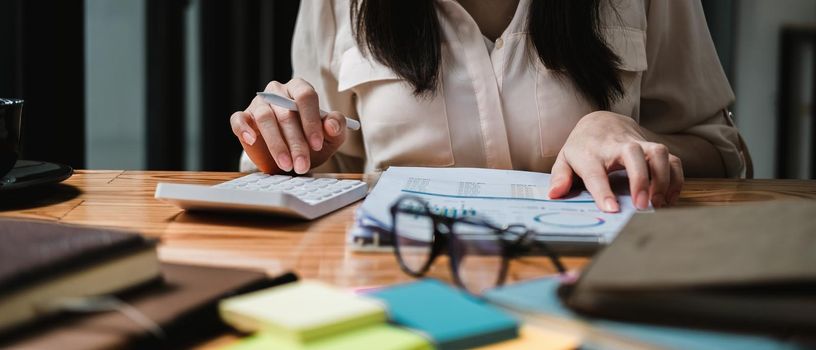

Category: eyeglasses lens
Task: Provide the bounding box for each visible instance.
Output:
[450,221,505,294]
[393,198,435,274]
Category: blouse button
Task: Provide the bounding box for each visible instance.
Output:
[495,38,504,49]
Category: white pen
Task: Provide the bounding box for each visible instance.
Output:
[257,92,361,130]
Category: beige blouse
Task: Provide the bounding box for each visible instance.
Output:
[242,0,746,177]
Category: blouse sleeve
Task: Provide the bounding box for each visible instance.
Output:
[241,0,365,173]
[638,0,747,177]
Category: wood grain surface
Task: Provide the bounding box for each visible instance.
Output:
[2,171,815,348]
[4,170,816,284]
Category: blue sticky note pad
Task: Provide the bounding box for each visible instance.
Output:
[369,279,518,350]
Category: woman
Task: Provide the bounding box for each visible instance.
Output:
[230,0,748,213]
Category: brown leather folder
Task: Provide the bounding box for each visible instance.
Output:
[0,264,298,349]
[0,218,162,333]
[561,200,816,335]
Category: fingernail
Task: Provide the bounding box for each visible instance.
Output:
[327,119,341,135]
[241,131,256,146]
[604,198,619,212]
[653,193,665,208]
[310,134,323,151]
[277,153,293,172]
[637,190,649,209]
[294,156,308,174]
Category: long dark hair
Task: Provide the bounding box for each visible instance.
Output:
[350,0,623,110]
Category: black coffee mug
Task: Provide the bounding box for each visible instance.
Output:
[0,98,23,178]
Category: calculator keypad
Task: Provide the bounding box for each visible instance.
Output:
[214,174,366,205]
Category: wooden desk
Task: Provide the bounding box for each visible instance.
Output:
[4,170,816,283]
[3,171,816,348]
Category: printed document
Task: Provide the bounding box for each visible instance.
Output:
[353,167,643,249]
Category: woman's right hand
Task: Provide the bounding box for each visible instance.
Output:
[230,78,347,174]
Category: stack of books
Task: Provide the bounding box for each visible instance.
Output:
[0,218,294,349]
[484,201,816,349]
[0,218,161,334]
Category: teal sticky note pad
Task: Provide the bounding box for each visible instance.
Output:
[369,279,518,350]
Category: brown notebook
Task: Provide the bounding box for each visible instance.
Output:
[0,218,160,332]
[562,200,816,335]
[0,264,298,349]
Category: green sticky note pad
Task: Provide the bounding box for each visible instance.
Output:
[219,280,387,342]
[223,324,433,350]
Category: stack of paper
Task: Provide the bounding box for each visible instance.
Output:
[348,167,640,252]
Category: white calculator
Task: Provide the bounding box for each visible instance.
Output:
[154,173,368,220]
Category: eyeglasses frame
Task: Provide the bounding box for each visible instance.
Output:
[389,195,566,291]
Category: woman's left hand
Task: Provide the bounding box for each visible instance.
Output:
[548,111,684,212]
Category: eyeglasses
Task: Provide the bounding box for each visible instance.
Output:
[389,195,566,294]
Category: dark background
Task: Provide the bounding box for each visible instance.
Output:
[0,0,300,171]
